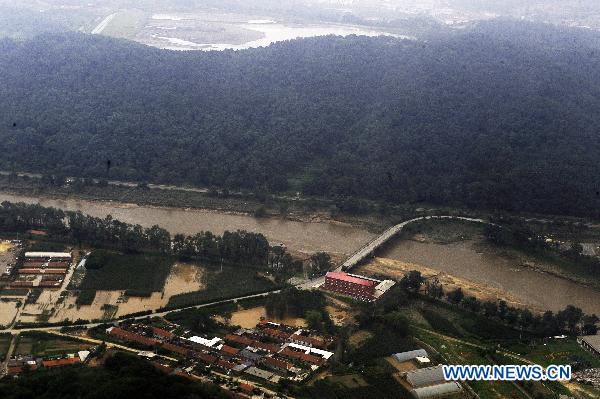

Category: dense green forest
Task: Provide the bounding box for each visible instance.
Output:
[0,352,227,399]
[1,21,600,216]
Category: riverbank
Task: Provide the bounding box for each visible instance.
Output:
[0,175,393,234]
[0,191,377,257]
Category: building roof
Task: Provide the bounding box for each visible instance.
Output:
[262,356,294,371]
[196,352,217,364]
[393,349,429,363]
[152,327,174,339]
[27,230,48,236]
[25,252,71,259]
[411,382,462,399]
[220,345,241,356]
[325,271,376,287]
[262,328,291,340]
[188,336,222,348]
[78,350,91,362]
[250,340,280,353]
[581,335,600,353]
[290,334,325,348]
[287,342,333,359]
[42,357,80,368]
[244,366,274,380]
[405,365,446,388]
[216,359,238,371]
[239,383,255,395]
[239,349,263,362]
[107,327,160,347]
[161,342,189,356]
[225,334,253,347]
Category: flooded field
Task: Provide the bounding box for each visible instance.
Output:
[0,192,375,256]
[19,262,205,323]
[225,306,306,329]
[0,301,18,327]
[377,240,600,314]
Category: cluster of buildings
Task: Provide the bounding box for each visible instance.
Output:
[7,351,90,376]
[105,320,334,387]
[391,349,464,399]
[10,251,72,289]
[323,271,395,302]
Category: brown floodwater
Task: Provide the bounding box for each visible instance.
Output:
[381,240,600,314]
[0,192,375,255]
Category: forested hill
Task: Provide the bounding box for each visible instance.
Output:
[1,21,600,216]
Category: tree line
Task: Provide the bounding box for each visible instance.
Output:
[0,201,294,272]
[402,271,599,336]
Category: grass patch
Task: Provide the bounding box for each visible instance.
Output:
[419,308,464,338]
[165,266,279,309]
[401,218,484,244]
[505,338,600,368]
[80,250,171,292]
[15,332,90,357]
[347,323,414,366]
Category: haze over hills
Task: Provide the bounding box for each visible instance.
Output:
[4,0,600,50]
[1,20,599,216]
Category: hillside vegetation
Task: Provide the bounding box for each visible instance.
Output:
[1,21,600,216]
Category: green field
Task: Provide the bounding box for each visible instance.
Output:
[15,332,90,357]
[505,338,600,368]
[79,250,172,292]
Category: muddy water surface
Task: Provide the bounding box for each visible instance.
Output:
[381,240,600,314]
[0,192,375,255]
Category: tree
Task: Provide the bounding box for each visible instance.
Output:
[309,252,332,277]
[557,305,583,334]
[425,277,444,299]
[462,296,481,312]
[400,270,424,292]
[447,288,464,304]
[306,310,325,332]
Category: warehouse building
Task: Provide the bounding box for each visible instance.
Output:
[402,365,463,399]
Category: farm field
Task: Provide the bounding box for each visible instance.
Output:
[14,332,90,357]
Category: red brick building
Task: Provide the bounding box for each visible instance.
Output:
[324,271,377,301]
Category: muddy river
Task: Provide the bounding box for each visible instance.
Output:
[0,192,375,256]
[3,191,599,314]
[381,240,600,314]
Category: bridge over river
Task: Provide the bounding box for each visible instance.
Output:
[339,216,488,272]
